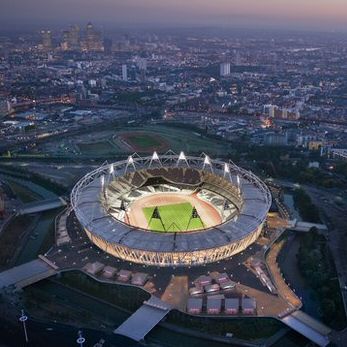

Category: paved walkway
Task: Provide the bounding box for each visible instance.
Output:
[114,296,171,341]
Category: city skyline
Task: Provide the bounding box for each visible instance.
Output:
[1,0,347,32]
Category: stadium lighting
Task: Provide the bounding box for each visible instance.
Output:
[223,162,231,180]
[237,175,242,194]
[177,151,189,166]
[202,155,213,172]
[109,163,114,175]
[125,155,136,173]
[149,151,162,167]
[178,151,186,160]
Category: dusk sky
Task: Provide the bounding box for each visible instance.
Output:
[1,0,347,31]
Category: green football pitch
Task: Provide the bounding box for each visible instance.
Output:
[142,202,204,232]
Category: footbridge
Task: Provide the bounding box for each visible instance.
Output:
[0,257,58,290]
[17,197,67,215]
[114,296,172,341]
[288,220,328,233]
[280,310,331,347]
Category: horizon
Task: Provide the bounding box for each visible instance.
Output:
[1,0,347,33]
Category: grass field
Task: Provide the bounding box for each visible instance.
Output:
[143,202,204,232]
[77,141,116,155]
[126,133,163,149]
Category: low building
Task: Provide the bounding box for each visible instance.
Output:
[205,283,220,293]
[189,286,204,296]
[131,272,149,286]
[187,298,203,314]
[195,275,212,287]
[225,298,239,315]
[207,297,222,314]
[210,271,229,283]
[241,297,256,315]
[220,280,236,290]
[84,261,104,275]
[117,269,132,282]
[102,266,117,279]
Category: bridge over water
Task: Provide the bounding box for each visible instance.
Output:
[17,197,67,215]
[114,296,171,342]
[0,258,57,290]
[281,310,331,347]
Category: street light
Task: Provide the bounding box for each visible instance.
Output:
[76,330,86,347]
[19,309,29,343]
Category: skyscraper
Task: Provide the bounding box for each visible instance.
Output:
[61,25,80,51]
[40,30,53,50]
[122,64,128,81]
[220,62,231,77]
[84,22,104,52]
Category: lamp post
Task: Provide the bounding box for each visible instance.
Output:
[76,330,86,347]
[19,309,29,343]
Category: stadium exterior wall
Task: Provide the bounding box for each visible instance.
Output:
[84,223,263,266]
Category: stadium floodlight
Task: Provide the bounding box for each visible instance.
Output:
[223,162,231,180]
[109,163,114,175]
[125,155,136,173]
[100,175,105,189]
[202,155,213,172]
[176,151,189,167]
[149,151,162,167]
[237,175,241,195]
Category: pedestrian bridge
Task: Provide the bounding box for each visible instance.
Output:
[281,310,331,347]
[288,220,328,233]
[0,258,58,290]
[17,197,67,215]
[114,296,171,341]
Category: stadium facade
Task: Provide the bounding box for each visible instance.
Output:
[71,152,271,266]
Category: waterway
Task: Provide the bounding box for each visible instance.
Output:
[283,193,301,221]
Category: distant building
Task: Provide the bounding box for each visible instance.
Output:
[61,25,80,51]
[84,22,104,52]
[282,108,288,119]
[137,58,147,71]
[0,98,11,118]
[264,132,288,146]
[40,30,53,50]
[122,64,128,81]
[220,62,231,77]
[308,140,323,151]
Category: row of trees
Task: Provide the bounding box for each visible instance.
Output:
[293,188,321,223]
[297,230,346,328]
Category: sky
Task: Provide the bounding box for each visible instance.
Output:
[1,0,347,32]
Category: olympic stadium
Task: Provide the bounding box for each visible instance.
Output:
[71,151,272,266]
